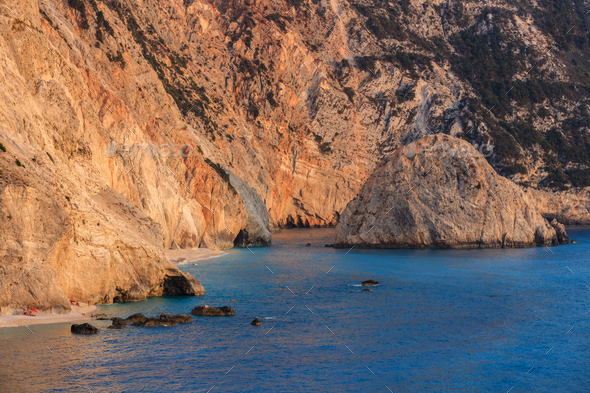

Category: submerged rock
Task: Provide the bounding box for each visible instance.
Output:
[572,240,579,244]
[324,244,335,248]
[107,324,126,329]
[362,280,379,286]
[124,313,147,324]
[361,288,372,292]
[93,313,108,318]
[177,257,187,263]
[336,135,567,249]
[133,318,178,327]
[157,313,193,324]
[191,305,236,316]
[71,323,99,334]
[305,243,311,247]
[250,318,262,326]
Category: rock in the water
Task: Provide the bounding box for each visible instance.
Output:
[336,135,565,249]
[361,288,372,292]
[71,323,99,334]
[572,240,579,244]
[134,318,179,327]
[324,244,335,247]
[190,305,236,316]
[93,313,108,318]
[227,169,272,247]
[177,257,187,263]
[157,313,193,323]
[250,318,262,326]
[107,324,126,329]
[192,263,198,265]
[305,243,311,247]
[550,219,570,244]
[230,299,237,302]
[110,317,126,325]
[362,280,379,286]
[124,313,147,324]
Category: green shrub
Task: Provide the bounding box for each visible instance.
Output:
[0,143,6,152]
[15,159,24,168]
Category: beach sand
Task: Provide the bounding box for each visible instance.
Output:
[0,303,97,328]
[166,248,227,264]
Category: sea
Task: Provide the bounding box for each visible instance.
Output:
[1,228,589,392]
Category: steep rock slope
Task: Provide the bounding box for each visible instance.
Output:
[335,135,568,249]
[2,0,590,311]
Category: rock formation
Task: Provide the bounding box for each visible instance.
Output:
[71,323,99,334]
[2,0,590,313]
[227,169,272,247]
[191,305,236,317]
[336,135,569,249]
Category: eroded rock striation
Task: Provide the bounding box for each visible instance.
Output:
[336,135,569,249]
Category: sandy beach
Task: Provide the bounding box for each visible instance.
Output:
[0,303,97,328]
[166,248,227,264]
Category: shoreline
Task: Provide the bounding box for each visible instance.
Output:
[0,303,97,328]
[166,247,227,264]
[0,248,226,328]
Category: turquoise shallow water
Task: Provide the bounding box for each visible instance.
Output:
[1,227,590,392]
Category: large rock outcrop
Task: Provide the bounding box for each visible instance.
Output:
[336,135,568,249]
[227,169,272,247]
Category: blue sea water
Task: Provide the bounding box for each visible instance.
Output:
[1,228,590,393]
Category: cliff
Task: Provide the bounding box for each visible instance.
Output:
[2,0,590,312]
[335,135,570,249]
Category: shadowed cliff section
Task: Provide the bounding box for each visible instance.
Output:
[336,135,572,249]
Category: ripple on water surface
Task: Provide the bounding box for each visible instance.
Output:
[1,228,590,392]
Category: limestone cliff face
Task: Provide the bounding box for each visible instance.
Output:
[335,135,567,249]
[2,0,590,312]
[227,169,272,247]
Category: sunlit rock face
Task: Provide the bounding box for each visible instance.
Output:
[1,0,590,311]
[336,135,568,249]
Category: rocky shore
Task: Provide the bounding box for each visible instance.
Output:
[336,135,578,249]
